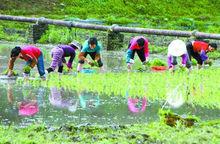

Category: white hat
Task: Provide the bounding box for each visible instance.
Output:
[70,40,82,50]
[168,39,187,56]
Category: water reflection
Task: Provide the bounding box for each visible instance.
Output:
[126,74,148,113]
[18,101,38,116]
[0,80,219,126]
[127,97,147,113]
[49,87,79,112]
[79,90,100,109]
[166,85,185,108]
[7,81,40,117]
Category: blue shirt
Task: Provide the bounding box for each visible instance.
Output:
[81,40,102,54]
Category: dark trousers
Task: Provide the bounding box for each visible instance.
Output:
[186,42,203,65]
[129,48,146,62]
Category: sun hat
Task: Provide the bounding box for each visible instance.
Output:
[70,40,82,50]
[168,39,187,56]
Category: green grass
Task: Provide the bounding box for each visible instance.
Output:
[0,119,219,143]
[0,0,219,33]
[0,0,219,46]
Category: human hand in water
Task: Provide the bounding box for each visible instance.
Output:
[179,65,186,71]
[204,59,212,66]
[88,61,95,67]
[7,69,13,77]
[67,67,72,72]
[169,66,175,73]
[93,60,99,67]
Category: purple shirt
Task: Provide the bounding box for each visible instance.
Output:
[167,54,189,68]
[50,45,76,70]
[58,45,76,67]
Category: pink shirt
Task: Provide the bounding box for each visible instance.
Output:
[129,36,149,58]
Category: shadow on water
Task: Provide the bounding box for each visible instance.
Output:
[0,80,219,127]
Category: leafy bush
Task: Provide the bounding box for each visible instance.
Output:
[39,26,74,44]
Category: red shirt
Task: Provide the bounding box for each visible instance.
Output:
[193,41,209,52]
[20,45,41,61]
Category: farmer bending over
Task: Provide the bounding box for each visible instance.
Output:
[126,36,149,72]
[77,37,104,72]
[167,39,191,72]
[7,45,46,79]
[186,40,217,69]
[47,41,81,73]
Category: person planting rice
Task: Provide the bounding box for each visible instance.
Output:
[7,45,46,79]
[186,40,217,69]
[167,39,191,72]
[46,40,81,73]
[126,36,149,72]
[77,37,104,72]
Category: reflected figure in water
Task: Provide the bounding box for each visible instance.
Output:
[127,97,147,113]
[79,91,100,109]
[18,101,38,116]
[7,82,39,116]
[49,87,79,112]
[166,85,185,108]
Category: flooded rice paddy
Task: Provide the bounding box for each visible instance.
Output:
[0,42,220,127]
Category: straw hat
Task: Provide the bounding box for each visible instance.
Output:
[168,39,187,56]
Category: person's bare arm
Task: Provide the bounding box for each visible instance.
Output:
[7,57,17,76]
[94,53,101,61]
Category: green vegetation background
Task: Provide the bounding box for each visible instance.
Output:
[0,0,219,33]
